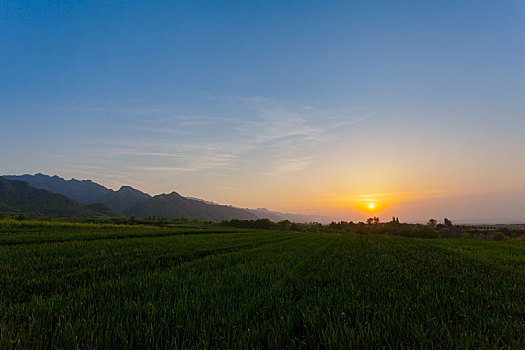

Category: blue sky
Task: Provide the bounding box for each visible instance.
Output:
[1,0,525,222]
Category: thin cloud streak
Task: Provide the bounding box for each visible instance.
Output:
[81,96,373,177]
[263,156,314,177]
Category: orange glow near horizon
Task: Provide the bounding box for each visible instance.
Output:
[324,190,450,219]
[357,200,386,214]
[332,190,442,215]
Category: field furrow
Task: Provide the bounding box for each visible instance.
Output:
[1,222,523,349]
[0,231,297,304]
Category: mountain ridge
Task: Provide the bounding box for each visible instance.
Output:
[99,186,151,213]
[124,191,258,221]
[3,174,151,214]
[0,177,115,217]
[3,173,111,203]
[1,173,333,222]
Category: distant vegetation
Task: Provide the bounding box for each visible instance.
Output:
[3,210,523,241]
[219,216,525,240]
[2,174,524,242]
[0,219,523,348]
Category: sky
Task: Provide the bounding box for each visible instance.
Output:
[1,0,525,223]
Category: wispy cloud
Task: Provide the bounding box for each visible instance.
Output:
[77,95,372,177]
[335,190,451,204]
[263,156,314,176]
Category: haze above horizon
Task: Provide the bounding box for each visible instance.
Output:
[1,1,524,223]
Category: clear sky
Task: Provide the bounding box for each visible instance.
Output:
[1,0,524,223]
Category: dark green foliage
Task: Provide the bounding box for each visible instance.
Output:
[493,232,506,241]
[221,218,277,229]
[0,220,523,348]
[221,218,326,233]
[223,218,444,238]
[277,219,292,231]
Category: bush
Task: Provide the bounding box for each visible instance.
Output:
[493,232,505,241]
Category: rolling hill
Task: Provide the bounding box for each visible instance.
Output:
[2,174,151,214]
[0,177,110,217]
[125,191,258,221]
[3,173,110,203]
[2,173,332,222]
[99,186,151,213]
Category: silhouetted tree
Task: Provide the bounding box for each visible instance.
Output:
[277,220,291,231]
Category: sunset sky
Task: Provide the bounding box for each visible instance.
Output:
[1,1,525,223]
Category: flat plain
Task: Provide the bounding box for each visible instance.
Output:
[0,220,523,349]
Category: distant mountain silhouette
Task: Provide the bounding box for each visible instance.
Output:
[186,199,332,223]
[185,197,220,206]
[0,177,114,217]
[3,173,110,203]
[125,191,258,221]
[99,186,151,213]
[2,173,333,222]
[2,174,151,214]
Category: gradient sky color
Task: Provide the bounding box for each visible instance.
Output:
[1,1,525,223]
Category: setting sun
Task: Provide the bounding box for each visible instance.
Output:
[369,204,375,209]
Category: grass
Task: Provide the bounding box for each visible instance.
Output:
[0,220,523,348]
[0,219,243,245]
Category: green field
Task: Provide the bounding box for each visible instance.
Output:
[1,220,523,349]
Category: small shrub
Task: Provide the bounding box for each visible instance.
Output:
[493,232,505,241]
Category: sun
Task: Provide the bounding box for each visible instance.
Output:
[368,203,375,209]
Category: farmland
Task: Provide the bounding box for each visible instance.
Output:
[0,220,523,348]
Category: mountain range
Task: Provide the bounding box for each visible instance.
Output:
[124,192,257,221]
[4,173,110,203]
[1,174,332,222]
[0,177,116,217]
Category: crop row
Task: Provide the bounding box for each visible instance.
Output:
[0,219,243,245]
[0,224,523,348]
[0,231,297,303]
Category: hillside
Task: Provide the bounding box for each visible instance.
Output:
[3,173,110,203]
[0,177,104,217]
[2,173,331,222]
[84,203,121,217]
[99,186,151,213]
[2,174,151,214]
[125,191,258,221]
[186,200,334,223]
